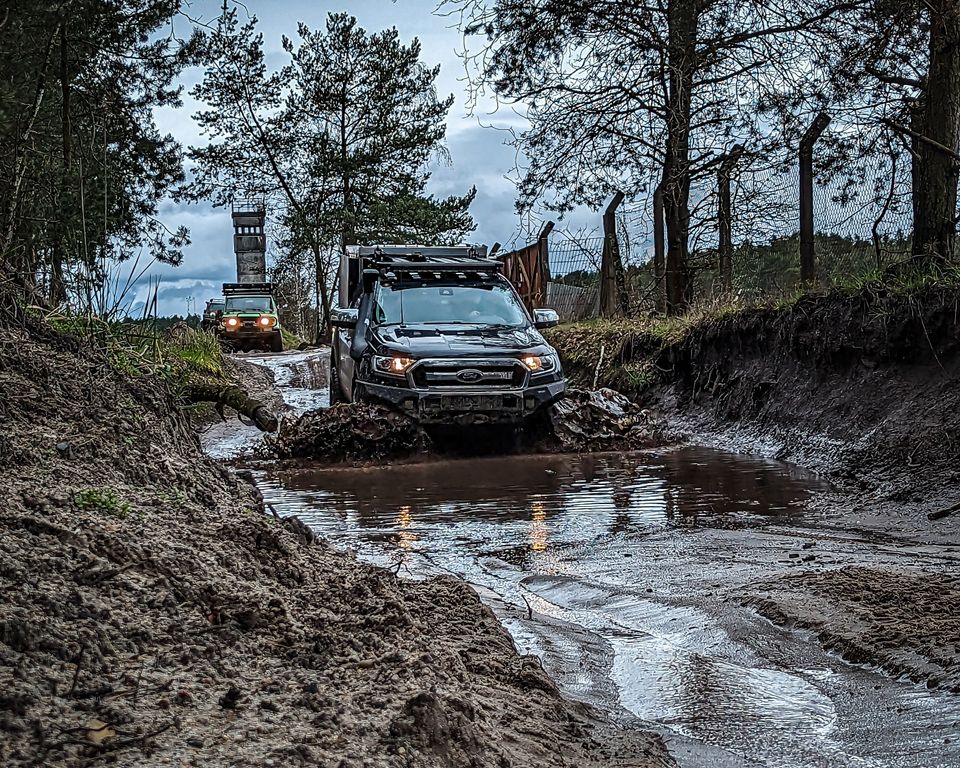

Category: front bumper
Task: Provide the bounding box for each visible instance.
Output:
[218,326,279,339]
[358,378,566,424]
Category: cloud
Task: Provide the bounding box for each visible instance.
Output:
[140,0,601,316]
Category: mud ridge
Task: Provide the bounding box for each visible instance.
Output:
[745,566,960,692]
[0,324,673,767]
[271,387,671,463]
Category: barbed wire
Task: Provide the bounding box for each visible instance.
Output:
[543,141,917,318]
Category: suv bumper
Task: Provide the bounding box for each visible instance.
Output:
[358,378,566,425]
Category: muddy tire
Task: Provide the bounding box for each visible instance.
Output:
[269,332,283,353]
[329,354,343,405]
[351,379,368,404]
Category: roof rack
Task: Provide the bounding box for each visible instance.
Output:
[223,282,273,295]
[351,245,489,259]
[371,256,502,273]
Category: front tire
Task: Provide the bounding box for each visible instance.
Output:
[269,332,283,353]
[351,378,367,405]
[329,353,343,405]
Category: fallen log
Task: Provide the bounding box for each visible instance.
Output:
[185,383,279,433]
[928,501,960,521]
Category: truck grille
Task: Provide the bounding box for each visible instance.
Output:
[410,359,526,390]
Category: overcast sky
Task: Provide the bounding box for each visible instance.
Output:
[141,0,587,316]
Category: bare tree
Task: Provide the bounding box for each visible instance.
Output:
[445,0,863,312]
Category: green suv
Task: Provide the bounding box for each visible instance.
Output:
[218,283,283,352]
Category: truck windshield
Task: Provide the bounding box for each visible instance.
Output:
[225,296,273,313]
[374,284,528,327]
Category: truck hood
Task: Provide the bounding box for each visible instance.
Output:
[373,324,551,357]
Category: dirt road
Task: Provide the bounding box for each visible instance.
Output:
[211,350,960,768]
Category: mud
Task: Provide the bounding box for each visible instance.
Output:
[747,566,960,692]
[201,350,329,460]
[553,287,960,504]
[547,290,960,679]
[273,385,669,463]
[273,403,429,462]
[257,447,960,768]
[0,325,673,767]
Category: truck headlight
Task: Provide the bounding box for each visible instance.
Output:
[224,317,240,328]
[257,316,276,327]
[373,355,415,376]
[521,354,558,373]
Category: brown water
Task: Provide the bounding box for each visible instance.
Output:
[254,448,960,768]
[260,447,828,544]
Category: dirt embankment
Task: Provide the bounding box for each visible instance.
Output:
[549,287,960,694]
[551,287,960,502]
[0,323,673,767]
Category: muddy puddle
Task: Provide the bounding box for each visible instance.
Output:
[257,448,828,558]
[208,351,960,768]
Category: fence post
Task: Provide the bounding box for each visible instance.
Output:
[717,145,744,294]
[799,112,831,286]
[600,191,626,317]
[536,221,553,308]
[653,184,665,313]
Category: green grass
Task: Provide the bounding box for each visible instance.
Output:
[45,313,229,392]
[74,487,131,518]
[280,327,304,350]
[163,327,225,375]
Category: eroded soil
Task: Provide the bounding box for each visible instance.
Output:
[0,327,673,767]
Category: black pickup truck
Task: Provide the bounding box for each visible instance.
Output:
[329,246,565,425]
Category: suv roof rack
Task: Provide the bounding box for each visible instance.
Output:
[223,282,273,295]
[351,245,489,258]
[372,255,502,273]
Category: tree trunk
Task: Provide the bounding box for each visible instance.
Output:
[312,242,332,343]
[913,0,960,259]
[50,25,71,307]
[652,182,666,313]
[663,0,698,315]
[185,383,279,433]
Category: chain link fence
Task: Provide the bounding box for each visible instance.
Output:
[540,136,916,320]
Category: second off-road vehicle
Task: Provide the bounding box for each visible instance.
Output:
[329,246,564,425]
[217,282,283,352]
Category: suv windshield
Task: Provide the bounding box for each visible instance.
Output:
[375,283,528,327]
[225,296,273,313]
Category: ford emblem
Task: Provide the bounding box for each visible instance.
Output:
[457,369,484,383]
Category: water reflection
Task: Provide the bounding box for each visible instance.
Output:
[530,501,548,553]
[258,447,830,564]
[395,505,417,551]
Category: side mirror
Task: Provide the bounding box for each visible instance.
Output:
[533,308,559,329]
[330,307,358,329]
[362,269,379,294]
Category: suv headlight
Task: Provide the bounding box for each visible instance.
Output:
[373,355,416,377]
[520,353,558,373]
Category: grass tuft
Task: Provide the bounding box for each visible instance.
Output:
[74,487,131,518]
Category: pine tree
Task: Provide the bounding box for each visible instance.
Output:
[0,0,195,309]
[184,9,476,337]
